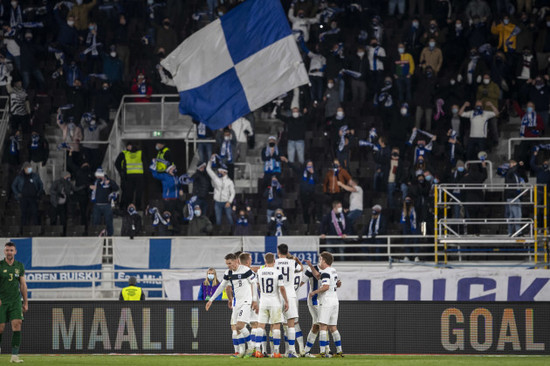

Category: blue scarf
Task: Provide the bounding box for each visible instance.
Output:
[401,208,417,230]
[9,136,20,155]
[220,140,233,163]
[197,122,206,138]
[303,168,315,184]
[30,135,39,150]
[473,107,483,117]
[236,216,249,226]
[520,111,538,136]
[10,6,22,27]
[268,181,279,201]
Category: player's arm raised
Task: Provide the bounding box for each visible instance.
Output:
[20,275,28,313]
[306,260,321,280]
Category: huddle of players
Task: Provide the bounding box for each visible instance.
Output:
[205,244,343,358]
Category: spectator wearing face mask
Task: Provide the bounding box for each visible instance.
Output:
[155,18,178,55]
[515,47,538,104]
[81,113,108,172]
[403,18,424,60]
[49,171,74,232]
[361,204,387,260]
[188,204,213,236]
[413,66,437,131]
[190,162,211,214]
[283,159,319,225]
[400,196,419,260]
[335,125,355,169]
[421,19,447,46]
[57,109,83,166]
[491,15,520,53]
[89,167,118,236]
[263,176,284,223]
[457,48,488,96]
[299,40,326,104]
[324,43,346,103]
[348,46,368,108]
[516,13,536,52]
[323,78,341,120]
[12,162,43,228]
[150,163,180,215]
[68,0,98,31]
[394,43,414,103]
[459,100,499,160]
[514,101,544,162]
[7,78,30,133]
[444,19,468,74]
[149,207,174,236]
[27,130,49,186]
[406,128,436,165]
[267,208,289,237]
[323,158,351,207]
[261,136,282,185]
[228,117,253,162]
[207,155,235,227]
[419,38,443,75]
[526,76,550,130]
[17,29,45,91]
[390,104,413,148]
[121,203,142,238]
[101,46,124,86]
[367,38,386,94]
[287,4,320,43]
[320,200,351,256]
[198,268,224,301]
[216,127,236,180]
[53,5,79,53]
[278,106,308,165]
[232,206,254,236]
[193,119,215,166]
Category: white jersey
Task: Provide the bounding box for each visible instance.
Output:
[257,266,285,307]
[216,265,257,306]
[275,258,302,298]
[318,266,339,306]
[303,265,321,306]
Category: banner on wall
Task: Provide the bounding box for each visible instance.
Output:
[242,236,319,265]
[163,266,550,301]
[112,237,242,296]
[0,237,103,290]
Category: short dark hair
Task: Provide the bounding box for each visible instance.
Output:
[332,200,341,208]
[225,253,237,261]
[264,253,275,264]
[320,251,333,266]
[277,243,289,255]
[5,241,15,248]
[234,251,242,258]
[239,252,251,263]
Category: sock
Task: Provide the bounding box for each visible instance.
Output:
[262,332,268,353]
[287,327,296,353]
[255,328,264,352]
[240,327,252,350]
[319,330,328,354]
[238,333,246,354]
[331,330,342,353]
[269,330,273,354]
[232,330,239,353]
[273,329,281,354]
[12,331,21,355]
[304,331,318,353]
[295,323,304,354]
[250,328,256,347]
[283,325,289,353]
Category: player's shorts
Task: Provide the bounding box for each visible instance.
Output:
[317,302,338,326]
[249,306,259,323]
[258,305,283,325]
[230,303,251,325]
[0,300,23,323]
[307,302,319,325]
[283,296,299,321]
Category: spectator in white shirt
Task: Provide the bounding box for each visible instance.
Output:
[338,178,363,229]
[206,155,236,227]
[459,100,499,160]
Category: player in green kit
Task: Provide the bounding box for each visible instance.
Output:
[0,242,28,363]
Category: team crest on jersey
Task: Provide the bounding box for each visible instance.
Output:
[2,269,6,273]
[15,269,19,275]
[238,274,242,279]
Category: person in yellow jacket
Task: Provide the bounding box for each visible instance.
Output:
[119,276,145,301]
[491,16,521,52]
[68,0,98,31]
[115,142,144,210]
[394,42,415,103]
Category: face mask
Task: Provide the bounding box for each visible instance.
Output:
[455,24,462,30]
[429,42,435,48]
[268,142,275,147]
[426,71,433,77]
[307,165,313,170]
[240,215,246,220]
[207,274,215,281]
[292,112,299,118]
[271,180,277,186]
[327,82,334,88]
[357,51,365,57]
[418,143,425,148]
[434,178,439,184]
[418,178,425,184]
[385,80,392,86]
[457,166,465,172]
[483,79,490,85]
[76,0,83,4]
[298,13,305,18]
[503,19,510,25]
[276,213,282,219]
[405,200,412,206]
[25,167,32,174]
[11,1,17,7]
[372,210,379,216]
[128,207,136,214]
[527,106,534,113]
[475,105,483,111]
[412,21,419,28]
[450,79,456,86]
[398,47,404,54]
[67,20,75,27]
[391,153,399,158]
[224,136,231,141]
[103,85,109,90]
[89,25,95,31]
[371,43,378,48]
[336,111,344,118]
[156,145,161,151]
[544,164,549,169]
[336,207,343,214]
[425,175,433,182]
[148,0,154,4]
[430,24,437,31]
[194,209,201,217]
[452,108,459,114]
[110,52,117,58]
[400,108,407,116]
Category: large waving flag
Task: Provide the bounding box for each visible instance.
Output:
[161,0,309,129]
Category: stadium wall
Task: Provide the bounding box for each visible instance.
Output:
[9,301,550,355]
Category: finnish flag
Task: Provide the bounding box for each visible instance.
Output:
[161,0,309,129]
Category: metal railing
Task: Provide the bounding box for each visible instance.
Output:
[507,137,550,160]
[0,96,12,161]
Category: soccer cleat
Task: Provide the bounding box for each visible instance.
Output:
[334,352,345,358]
[272,353,283,358]
[243,349,254,358]
[287,352,299,358]
[230,352,243,358]
[10,355,23,363]
[315,352,332,358]
[263,352,269,358]
[303,352,316,358]
[253,351,264,358]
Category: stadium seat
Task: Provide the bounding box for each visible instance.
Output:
[21,225,43,237]
[43,225,64,237]
[0,225,20,237]
[88,226,105,236]
[66,225,86,236]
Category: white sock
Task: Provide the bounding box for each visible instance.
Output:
[304,331,318,353]
[295,323,304,354]
[269,330,274,354]
[331,330,342,353]
[283,325,289,353]
[232,330,239,353]
[287,327,296,353]
[240,327,252,350]
[255,328,264,352]
[273,329,281,354]
[238,333,245,354]
[319,330,328,354]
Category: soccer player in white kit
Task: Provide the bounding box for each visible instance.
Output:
[238,252,260,356]
[253,252,289,358]
[275,243,303,358]
[308,252,343,358]
[206,253,258,358]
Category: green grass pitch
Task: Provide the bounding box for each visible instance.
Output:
[3,355,549,365]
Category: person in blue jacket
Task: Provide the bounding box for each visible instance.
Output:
[197,268,224,301]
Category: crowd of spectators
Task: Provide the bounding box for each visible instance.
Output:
[0,0,549,257]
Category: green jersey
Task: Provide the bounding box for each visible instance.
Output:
[0,259,25,303]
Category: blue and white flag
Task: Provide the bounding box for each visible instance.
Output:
[243,236,319,265]
[4,238,103,291]
[161,0,309,130]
